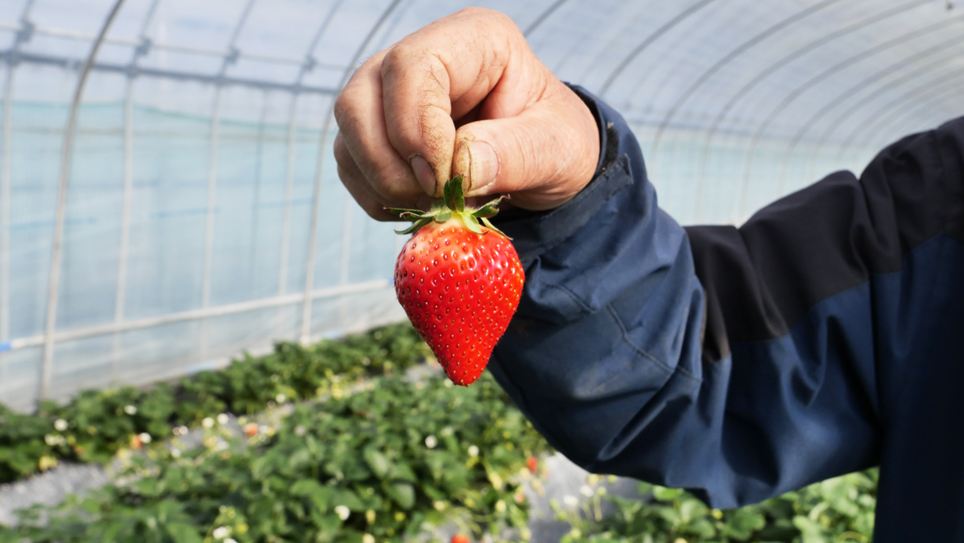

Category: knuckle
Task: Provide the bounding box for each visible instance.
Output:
[380,44,410,80]
[370,167,411,203]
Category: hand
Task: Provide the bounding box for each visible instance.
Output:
[333,7,600,220]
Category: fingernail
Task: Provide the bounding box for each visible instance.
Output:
[457,141,498,194]
[409,155,438,196]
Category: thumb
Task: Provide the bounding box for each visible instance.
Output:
[451,86,599,210]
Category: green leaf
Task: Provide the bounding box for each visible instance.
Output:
[471,196,504,218]
[435,210,452,223]
[386,482,416,510]
[723,508,766,541]
[443,175,465,212]
[388,207,424,216]
[651,486,682,502]
[394,217,433,235]
[166,523,203,543]
[479,216,509,238]
[462,214,483,235]
[332,489,365,512]
[363,447,390,478]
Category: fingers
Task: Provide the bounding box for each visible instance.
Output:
[334,134,396,221]
[452,82,600,210]
[380,7,541,197]
[334,50,425,212]
[334,7,600,218]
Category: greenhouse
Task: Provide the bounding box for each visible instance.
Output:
[0,0,961,541]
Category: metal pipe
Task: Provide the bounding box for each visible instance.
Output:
[40,0,127,400]
[110,0,160,384]
[201,91,221,309]
[690,0,929,220]
[736,13,964,218]
[14,280,390,350]
[300,0,404,344]
[0,0,37,382]
[247,90,269,294]
[650,0,844,186]
[776,33,964,191]
[115,79,134,323]
[0,23,340,69]
[834,68,964,163]
[198,0,257,359]
[597,0,716,98]
[803,50,964,183]
[846,74,964,157]
[781,34,964,192]
[1,67,12,344]
[278,94,298,296]
[201,0,257,310]
[0,51,339,96]
[523,0,570,36]
[276,0,346,340]
[881,87,963,142]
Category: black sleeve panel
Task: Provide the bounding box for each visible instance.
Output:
[686,116,964,363]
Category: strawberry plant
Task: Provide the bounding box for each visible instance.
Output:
[0,322,428,484]
[392,176,524,386]
[553,471,877,543]
[0,372,552,542]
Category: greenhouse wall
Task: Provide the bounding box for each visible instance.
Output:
[0,0,961,410]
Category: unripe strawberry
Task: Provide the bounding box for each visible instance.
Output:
[392,177,524,386]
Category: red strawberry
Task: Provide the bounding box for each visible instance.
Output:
[526,456,538,474]
[392,176,524,386]
[451,535,470,543]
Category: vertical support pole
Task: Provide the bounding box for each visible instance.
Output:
[41,0,127,400]
[1,68,14,345]
[300,0,404,344]
[110,76,135,382]
[115,78,134,324]
[277,93,298,298]
[201,90,222,310]
[198,0,254,359]
[110,0,159,384]
[0,67,14,386]
[198,88,222,361]
[247,90,269,294]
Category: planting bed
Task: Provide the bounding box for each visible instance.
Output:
[0,324,877,542]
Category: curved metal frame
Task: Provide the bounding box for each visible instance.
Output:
[597,0,717,98]
[775,31,964,191]
[524,0,571,36]
[1,0,36,346]
[299,0,405,344]
[690,0,930,219]
[779,33,964,192]
[804,48,964,183]
[838,69,964,160]
[40,0,127,399]
[735,13,964,219]
[649,0,845,166]
[278,0,347,302]
[875,83,963,144]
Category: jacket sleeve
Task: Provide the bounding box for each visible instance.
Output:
[487,86,964,508]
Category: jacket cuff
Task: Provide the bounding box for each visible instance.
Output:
[491,84,632,262]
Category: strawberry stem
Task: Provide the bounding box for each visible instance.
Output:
[388,176,510,238]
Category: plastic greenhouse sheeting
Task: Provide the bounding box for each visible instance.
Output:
[0,0,961,410]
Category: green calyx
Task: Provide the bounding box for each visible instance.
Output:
[389,176,509,237]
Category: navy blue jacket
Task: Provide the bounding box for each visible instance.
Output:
[488,87,964,541]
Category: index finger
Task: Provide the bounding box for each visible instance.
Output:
[379,7,535,196]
